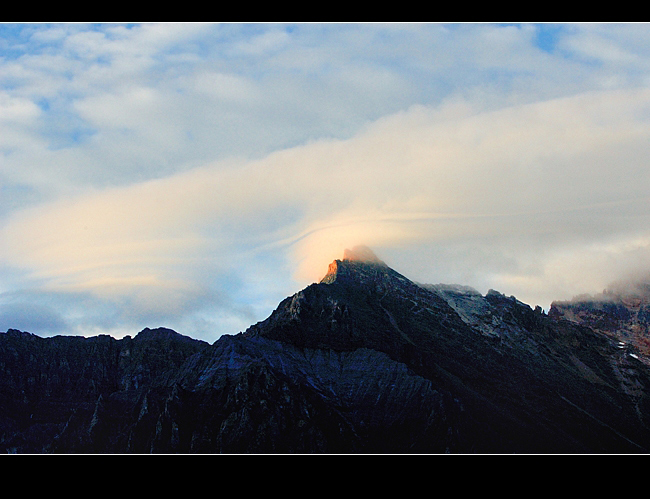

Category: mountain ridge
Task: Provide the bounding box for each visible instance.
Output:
[3,247,650,453]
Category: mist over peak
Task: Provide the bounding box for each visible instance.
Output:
[605,276,650,302]
[342,245,386,265]
[555,273,650,306]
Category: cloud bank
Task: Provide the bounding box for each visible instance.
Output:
[2,23,650,341]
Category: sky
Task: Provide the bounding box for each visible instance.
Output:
[2,22,650,343]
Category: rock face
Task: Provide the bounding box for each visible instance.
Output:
[4,248,650,453]
[0,327,208,453]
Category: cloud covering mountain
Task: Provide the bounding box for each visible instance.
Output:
[2,23,650,342]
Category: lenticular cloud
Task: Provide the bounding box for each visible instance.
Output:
[3,86,650,336]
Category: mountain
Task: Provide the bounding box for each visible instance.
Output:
[3,246,650,453]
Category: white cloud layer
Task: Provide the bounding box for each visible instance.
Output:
[2,23,650,342]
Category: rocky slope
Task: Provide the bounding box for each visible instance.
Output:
[550,281,650,363]
[3,246,650,453]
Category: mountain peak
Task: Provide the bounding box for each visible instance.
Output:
[319,246,408,287]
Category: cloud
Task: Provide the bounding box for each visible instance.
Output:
[0,300,68,334]
[3,85,650,327]
[2,23,650,341]
[282,88,650,301]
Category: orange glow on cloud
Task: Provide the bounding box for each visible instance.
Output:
[2,86,650,318]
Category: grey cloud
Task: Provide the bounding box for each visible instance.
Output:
[0,24,611,193]
[0,301,68,335]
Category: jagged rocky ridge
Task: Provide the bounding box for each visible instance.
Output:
[3,246,650,453]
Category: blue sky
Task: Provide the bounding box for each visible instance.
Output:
[2,23,650,342]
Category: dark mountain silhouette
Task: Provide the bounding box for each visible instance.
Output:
[3,246,650,453]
